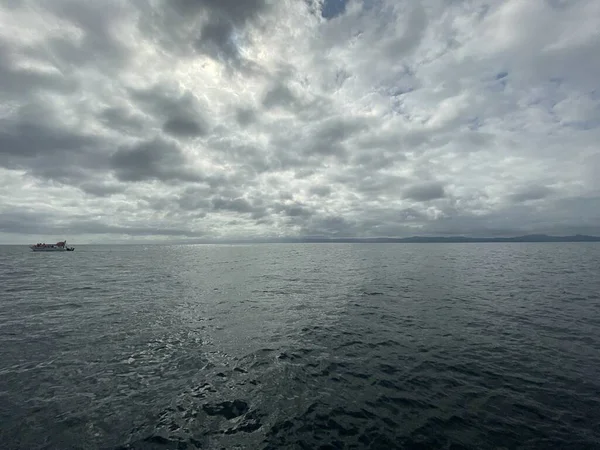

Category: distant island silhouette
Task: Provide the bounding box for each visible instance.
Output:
[161,234,600,245]
[290,234,600,243]
[56,234,600,245]
[264,234,600,243]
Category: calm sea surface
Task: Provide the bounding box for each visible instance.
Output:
[0,243,599,449]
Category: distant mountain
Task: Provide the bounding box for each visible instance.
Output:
[96,234,600,245]
[269,234,600,244]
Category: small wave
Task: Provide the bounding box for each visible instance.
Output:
[115,435,202,449]
[202,400,248,420]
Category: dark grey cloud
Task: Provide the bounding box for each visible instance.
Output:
[403,182,446,202]
[309,185,332,197]
[163,117,207,137]
[260,78,334,122]
[382,4,427,58]
[0,208,59,235]
[300,215,358,237]
[351,150,407,172]
[274,202,314,218]
[110,138,200,182]
[211,196,268,219]
[170,0,268,24]
[509,185,555,203]
[0,206,205,238]
[263,115,369,171]
[304,117,368,157]
[202,137,273,175]
[0,121,92,159]
[176,187,212,211]
[262,83,297,110]
[235,108,257,127]
[422,196,600,237]
[315,118,368,143]
[99,107,147,135]
[137,0,270,70]
[195,19,239,63]
[129,84,210,136]
[0,106,110,186]
[79,182,126,198]
[43,1,131,67]
[396,207,428,222]
[76,222,207,238]
[333,169,406,196]
[0,43,75,100]
[0,0,134,113]
[212,196,255,214]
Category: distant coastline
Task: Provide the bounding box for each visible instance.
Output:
[291,234,600,243]
[3,234,600,246]
[153,234,600,244]
[243,234,600,244]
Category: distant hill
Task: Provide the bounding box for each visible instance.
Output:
[275,234,600,244]
[71,234,600,245]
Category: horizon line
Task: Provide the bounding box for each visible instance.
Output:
[3,233,600,245]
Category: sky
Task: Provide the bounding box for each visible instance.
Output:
[1,0,599,243]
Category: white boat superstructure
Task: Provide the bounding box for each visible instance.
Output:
[30,240,74,252]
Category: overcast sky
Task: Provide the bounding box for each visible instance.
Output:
[1,0,599,243]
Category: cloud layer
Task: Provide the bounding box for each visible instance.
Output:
[1,0,599,242]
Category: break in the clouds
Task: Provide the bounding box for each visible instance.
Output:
[1,0,599,242]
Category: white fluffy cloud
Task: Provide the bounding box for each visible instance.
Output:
[0,0,599,242]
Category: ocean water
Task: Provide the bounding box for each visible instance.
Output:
[0,243,599,449]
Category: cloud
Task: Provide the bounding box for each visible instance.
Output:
[0,103,109,186]
[137,0,270,65]
[235,108,257,127]
[79,182,126,198]
[212,197,257,214]
[262,83,299,110]
[509,185,555,203]
[110,138,201,183]
[1,0,599,242]
[309,185,332,198]
[403,182,446,202]
[99,107,147,135]
[171,0,269,24]
[0,121,93,159]
[128,83,210,137]
[163,117,207,137]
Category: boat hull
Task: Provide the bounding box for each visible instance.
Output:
[30,240,74,252]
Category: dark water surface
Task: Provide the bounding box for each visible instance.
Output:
[1,243,599,449]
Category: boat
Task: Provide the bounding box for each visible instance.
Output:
[30,240,75,252]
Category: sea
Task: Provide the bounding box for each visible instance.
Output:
[0,243,599,449]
